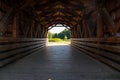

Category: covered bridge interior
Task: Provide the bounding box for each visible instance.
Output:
[0,0,120,79]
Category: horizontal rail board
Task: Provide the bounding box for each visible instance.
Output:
[72,42,120,62]
[0,43,45,59]
[0,45,44,67]
[72,44,120,71]
[0,38,46,43]
[71,38,120,71]
[72,37,120,43]
[0,38,46,67]
[0,41,45,52]
[72,41,120,53]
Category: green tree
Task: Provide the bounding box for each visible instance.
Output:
[57,29,70,39]
[53,33,58,38]
[48,29,70,40]
[64,35,68,41]
[48,32,52,39]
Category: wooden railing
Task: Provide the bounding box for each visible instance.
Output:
[0,38,46,67]
[71,38,120,71]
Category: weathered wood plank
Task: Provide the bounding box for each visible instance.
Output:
[72,41,120,53]
[72,38,120,43]
[0,46,44,67]
[71,38,120,71]
[0,38,46,67]
[72,44,120,71]
[0,41,45,52]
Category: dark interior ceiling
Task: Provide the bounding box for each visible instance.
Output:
[1,0,106,28]
[34,0,96,27]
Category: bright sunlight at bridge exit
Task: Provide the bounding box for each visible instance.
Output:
[47,24,71,46]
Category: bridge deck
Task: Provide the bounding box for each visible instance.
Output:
[0,43,119,80]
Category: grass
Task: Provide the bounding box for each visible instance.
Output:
[48,38,70,44]
[49,38,64,42]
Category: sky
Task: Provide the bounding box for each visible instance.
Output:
[49,24,68,33]
[49,27,66,33]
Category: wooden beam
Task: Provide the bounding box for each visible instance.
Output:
[102,8,115,28]
[12,15,17,38]
[97,13,104,38]
[0,9,14,32]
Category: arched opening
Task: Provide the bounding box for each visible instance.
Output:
[47,24,71,46]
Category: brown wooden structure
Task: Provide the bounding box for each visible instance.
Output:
[0,0,120,71]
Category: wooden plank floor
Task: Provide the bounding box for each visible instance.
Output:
[0,43,119,80]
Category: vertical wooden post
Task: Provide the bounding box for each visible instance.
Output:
[74,26,76,38]
[42,27,45,38]
[73,27,75,38]
[74,27,76,38]
[45,28,48,38]
[38,25,41,38]
[13,16,17,38]
[76,25,78,38]
[97,13,104,38]
[83,20,87,38]
[30,21,35,38]
[70,28,73,38]
[77,24,81,38]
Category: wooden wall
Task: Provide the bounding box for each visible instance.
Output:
[71,38,120,71]
[0,1,47,66]
[71,0,120,71]
[0,38,46,67]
